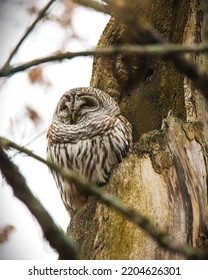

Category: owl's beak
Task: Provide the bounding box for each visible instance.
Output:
[71,111,76,124]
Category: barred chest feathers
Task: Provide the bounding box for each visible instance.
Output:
[46,87,132,216]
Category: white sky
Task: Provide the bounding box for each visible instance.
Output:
[0,0,109,259]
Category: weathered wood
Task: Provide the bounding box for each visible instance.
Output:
[68,0,208,259]
[68,116,208,259]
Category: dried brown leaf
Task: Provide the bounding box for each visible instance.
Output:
[26,5,38,16]
[28,68,43,84]
[26,106,41,125]
[28,68,51,88]
[0,225,15,244]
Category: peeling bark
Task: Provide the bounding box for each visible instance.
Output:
[68,0,208,259]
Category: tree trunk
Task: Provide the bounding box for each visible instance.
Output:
[68,0,208,259]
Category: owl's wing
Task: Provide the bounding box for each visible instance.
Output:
[111,115,132,161]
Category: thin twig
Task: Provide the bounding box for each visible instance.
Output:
[0,136,207,259]
[22,129,47,147]
[0,43,208,77]
[73,0,110,14]
[3,0,57,69]
[10,129,47,159]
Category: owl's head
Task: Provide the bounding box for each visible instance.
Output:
[53,87,120,125]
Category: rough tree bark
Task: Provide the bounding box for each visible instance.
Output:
[68,0,208,259]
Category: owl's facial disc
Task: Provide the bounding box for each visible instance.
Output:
[58,94,101,125]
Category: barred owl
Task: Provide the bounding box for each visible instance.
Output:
[47,87,132,216]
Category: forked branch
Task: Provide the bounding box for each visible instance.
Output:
[2,0,57,69]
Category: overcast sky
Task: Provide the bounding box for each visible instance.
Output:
[0,0,109,259]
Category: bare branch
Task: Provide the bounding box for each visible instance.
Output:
[0,145,78,260]
[0,136,207,260]
[104,0,208,99]
[2,0,58,69]
[0,43,208,78]
[73,0,110,14]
